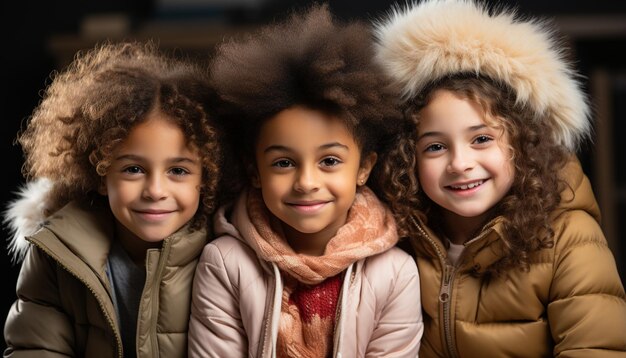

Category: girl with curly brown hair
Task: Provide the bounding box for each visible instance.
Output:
[374,0,626,356]
[188,4,423,357]
[4,41,225,357]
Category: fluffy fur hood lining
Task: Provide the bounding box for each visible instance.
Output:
[4,178,52,263]
[373,0,591,151]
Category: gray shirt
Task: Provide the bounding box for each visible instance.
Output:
[107,239,146,358]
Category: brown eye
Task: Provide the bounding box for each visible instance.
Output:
[169,167,190,176]
[320,157,341,167]
[425,143,445,152]
[123,165,143,174]
[272,159,293,168]
[473,135,493,145]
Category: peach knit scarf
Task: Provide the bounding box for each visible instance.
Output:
[236,186,398,357]
[242,186,399,285]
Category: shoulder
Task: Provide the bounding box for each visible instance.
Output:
[552,209,606,250]
[354,247,421,320]
[549,210,613,281]
[364,246,416,270]
[360,247,419,287]
[548,210,624,298]
[197,235,266,280]
[200,235,254,260]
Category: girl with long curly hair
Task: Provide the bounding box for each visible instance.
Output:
[374,0,626,356]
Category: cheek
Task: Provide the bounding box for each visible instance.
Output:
[181,186,202,206]
[104,180,126,202]
[104,179,143,206]
[417,160,438,189]
[260,173,288,191]
[492,148,515,178]
[328,170,360,194]
[258,176,289,205]
[503,162,516,189]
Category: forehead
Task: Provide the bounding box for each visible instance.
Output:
[419,90,485,125]
[115,113,198,158]
[256,106,357,149]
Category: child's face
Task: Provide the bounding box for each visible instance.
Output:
[253,106,375,255]
[101,111,203,245]
[416,90,514,225]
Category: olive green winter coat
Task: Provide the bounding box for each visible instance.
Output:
[4,200,207,357]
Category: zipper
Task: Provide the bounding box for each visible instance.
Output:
[409,216,458,358]
[332,267,354,357]
[144,237,171,356]
[439,264,458,358]
[260,272,274,358]
[260,263,282,358]
[410,216,499,357]
[29,238,123,358]
[409,216,446,261]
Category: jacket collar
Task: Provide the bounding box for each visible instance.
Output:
[33,199,207,278]
[412,157,599,272]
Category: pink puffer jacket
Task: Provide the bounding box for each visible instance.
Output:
[188,192,423,357]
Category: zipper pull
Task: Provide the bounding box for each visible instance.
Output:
[439,264,453,303]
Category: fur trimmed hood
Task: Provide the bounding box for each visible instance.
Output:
[373,0,591,151]
[4,178,52,263]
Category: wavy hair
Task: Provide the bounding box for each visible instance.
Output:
[386,75,571,273]
[17,41,224,229]
[209,3,406,207]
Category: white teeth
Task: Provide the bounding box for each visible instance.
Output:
[451,180,484,190]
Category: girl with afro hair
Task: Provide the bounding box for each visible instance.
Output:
[188,4,423,357]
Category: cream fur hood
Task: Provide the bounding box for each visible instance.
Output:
[4,178,52,263]
[373,0,591,151]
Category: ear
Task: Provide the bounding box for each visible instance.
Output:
[357,152,377,186]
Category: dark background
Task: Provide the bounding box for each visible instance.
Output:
[3,0,625,347]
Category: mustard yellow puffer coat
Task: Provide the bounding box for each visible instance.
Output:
[4,200,207,357]
[410,160,626,357]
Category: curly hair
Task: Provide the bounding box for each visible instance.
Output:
[386,74,571,273]
[208,3,406,200]
[17,41,223,230]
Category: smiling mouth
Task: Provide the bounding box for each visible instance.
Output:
[288,201,328,212]
[133,209,174,221]
[135,209,173,215]
[447,180,485,190]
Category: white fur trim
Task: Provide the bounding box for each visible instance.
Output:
[4,178,53,263]
[373,0,591,150]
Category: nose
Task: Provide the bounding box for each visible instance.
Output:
[447,148,474,174]
[293,165,320,193]
[143,174,168,200]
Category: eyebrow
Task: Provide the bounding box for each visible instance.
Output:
[263,142,350,153]
[114,154,198,164]
[417,124,487,142]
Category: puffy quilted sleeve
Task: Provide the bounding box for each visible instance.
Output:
[548,211,626,357]
[4,246,77,357]
[366,248,424,357]
[188,237,249,358]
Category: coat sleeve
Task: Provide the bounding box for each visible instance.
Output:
[366,249,424,357]
[548,211,626,357]
[4,246,77,357]
[188,239,248,358]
